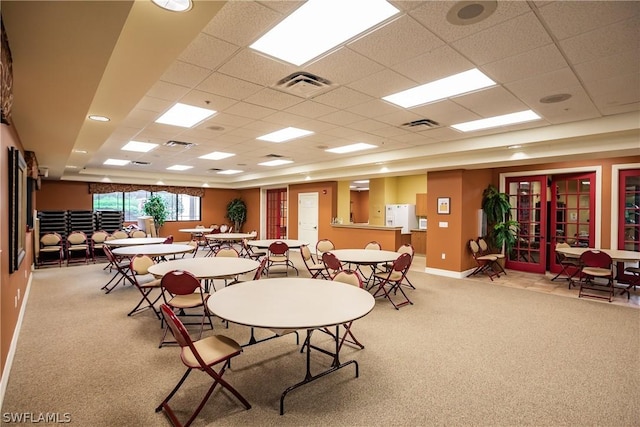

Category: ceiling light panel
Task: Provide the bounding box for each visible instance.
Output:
[257,127,314,143]
[217,169,243,175]
[166,165,194,171]
[326,143,377,154]
[199,151,235,160]
[250,0,399,66]
[121,141,158,152]
[383,68,496,108]
[258,159,294,166]
[104,159,130,166]
[451,110,541,132]
[155,103,217,128]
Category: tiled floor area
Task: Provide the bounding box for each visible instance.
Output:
[410,255,639,309]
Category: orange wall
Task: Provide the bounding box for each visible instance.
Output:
[350,190,369,223]
[1,124,34,375]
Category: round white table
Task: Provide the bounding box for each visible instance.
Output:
[207,277,374,415]
[147,257,259,280]
[111,244,194,258]
[330,249,400,286]
[204,233,255,242]
[103,237,166,246]
[247,239,307,249]
[179,228,214,234]
[556,247,640,262]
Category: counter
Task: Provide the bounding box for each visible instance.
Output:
[328,224,403,251]
[410,229,426,255]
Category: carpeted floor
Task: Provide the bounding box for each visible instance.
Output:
[2,252,639,426]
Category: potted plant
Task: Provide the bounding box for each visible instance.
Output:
[143,195,168,236]
[482,184,519,258]
[226,198,247,232]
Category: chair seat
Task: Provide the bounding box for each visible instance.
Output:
[477,255,498,261]
[41,247,62,252]
[582,267,613,277]
[69,245,89,250]
[268,255,287,262]
[138,278,162,289]
[374,271,403,281]
[168,293,207,309]
[181,335,242,369]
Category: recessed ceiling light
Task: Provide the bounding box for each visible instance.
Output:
[166,165,193,171]
[326,143,376,154]
[257,127,314,143]
[507,145,522,150]
[73,149,88,154]
[354,180,370,184]
[383,68,495,108]
[540,93,572,104]
[446,1,497,26]
[155,103,216,128]
[199,151,235,161]
[65,165,78,169]
[122,140,158,153]
[258,159,294,167]
[104,159,130,166]
[151,0,192,12]
[88,115,110,122]
[217,170,243,175]
[250,0,399,66]
[451,110,541,132]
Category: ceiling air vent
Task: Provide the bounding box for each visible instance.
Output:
[164,140,196,149]
[274,72,332,98]
[131,161,150,166]
[265,153,284,158]
[207,168,222,172]
[401,118,440,130]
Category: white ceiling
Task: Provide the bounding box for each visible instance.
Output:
[2,0,639,189]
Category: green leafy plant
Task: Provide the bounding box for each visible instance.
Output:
[226,198,247,232]
[143,195,168,235]
[482,184,519,255]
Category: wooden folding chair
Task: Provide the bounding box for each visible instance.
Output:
[371,252,414,309]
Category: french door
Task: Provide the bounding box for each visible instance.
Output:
[505,176,547,273]
[549,172,596,272]
[266,188,287,239]
[616,169,640,283]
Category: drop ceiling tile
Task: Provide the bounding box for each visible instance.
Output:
[409,100,479,127]
[410,1,531,43]
[206,112,253,128]
[312,87,373,109]
[284,101,338,119]
[505,68,583,105]
[533,89,601,124]
[374,109,428,127]
[305,47,385,85]
[262,111,309,126]
[257,1,304,15]
[347,69,417,98]
[348,15,443,67]
[179,90,237,112]
[452,86,529,118]
[481,44,568,84]
[588,72,640,115]
[133,96,173,114]
[160,60,212,88]
[201,1,283,46]
[392,45,475,84]
[348,119,389,132]
[295,119,337,133]
[322,126,361,139]
[244,87,304,110]
[178,33,240,70]
[318,110,364,126]
[537,1,638,40]
[218,49,297,87]
[574,48,640,83]
[368,126,411,138]
[197,72,263,101]
[146,81,191,102]
[452,12,552,65]
[388,1,423,12]
[345,99,402,118]
[560,16,640,65]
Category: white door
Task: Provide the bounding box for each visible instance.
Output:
[298,192,319,251]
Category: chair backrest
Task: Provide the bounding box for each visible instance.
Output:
[219,224,229,233]
[187,240,199,255]
[130,229,146,238]
[253,257,268,280]
[392,252,413,273]
[91,231,109,244]
[478,238,491,253]
[555,242,571,261]
[112,230,129,239]
[333,269,363,288]
[300,244,313,262]
[67,231,87,245]
[580,250,612,269]
[163,235,174,244]
[322,251,343,272]
[130,254,155,275]
[195,225,205,230]
[397,243,414,258]
[269,241,289,256]
[161,270,202,296]
[103,245,119,264]
[41,232,62,246]
[364,241,381,250]
[160,304,193,349]
[215,247,239,258]
[316,239,335,255]
[469,240,481,257]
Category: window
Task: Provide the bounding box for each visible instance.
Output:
[93,191,201,222]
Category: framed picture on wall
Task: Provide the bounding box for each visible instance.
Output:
[8,147,27,273]
[437,197,450,215]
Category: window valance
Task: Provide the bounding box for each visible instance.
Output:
[88,183,204,197]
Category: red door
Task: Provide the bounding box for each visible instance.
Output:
[266,189,287,239]
[616,169,640,283]
[505,176,547,273]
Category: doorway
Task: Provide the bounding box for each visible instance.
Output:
[298,192,319,250]
[266,188,287,239]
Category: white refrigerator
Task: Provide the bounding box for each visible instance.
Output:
[385,204,418,234]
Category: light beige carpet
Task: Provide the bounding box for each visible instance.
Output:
[2,254,639,426]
